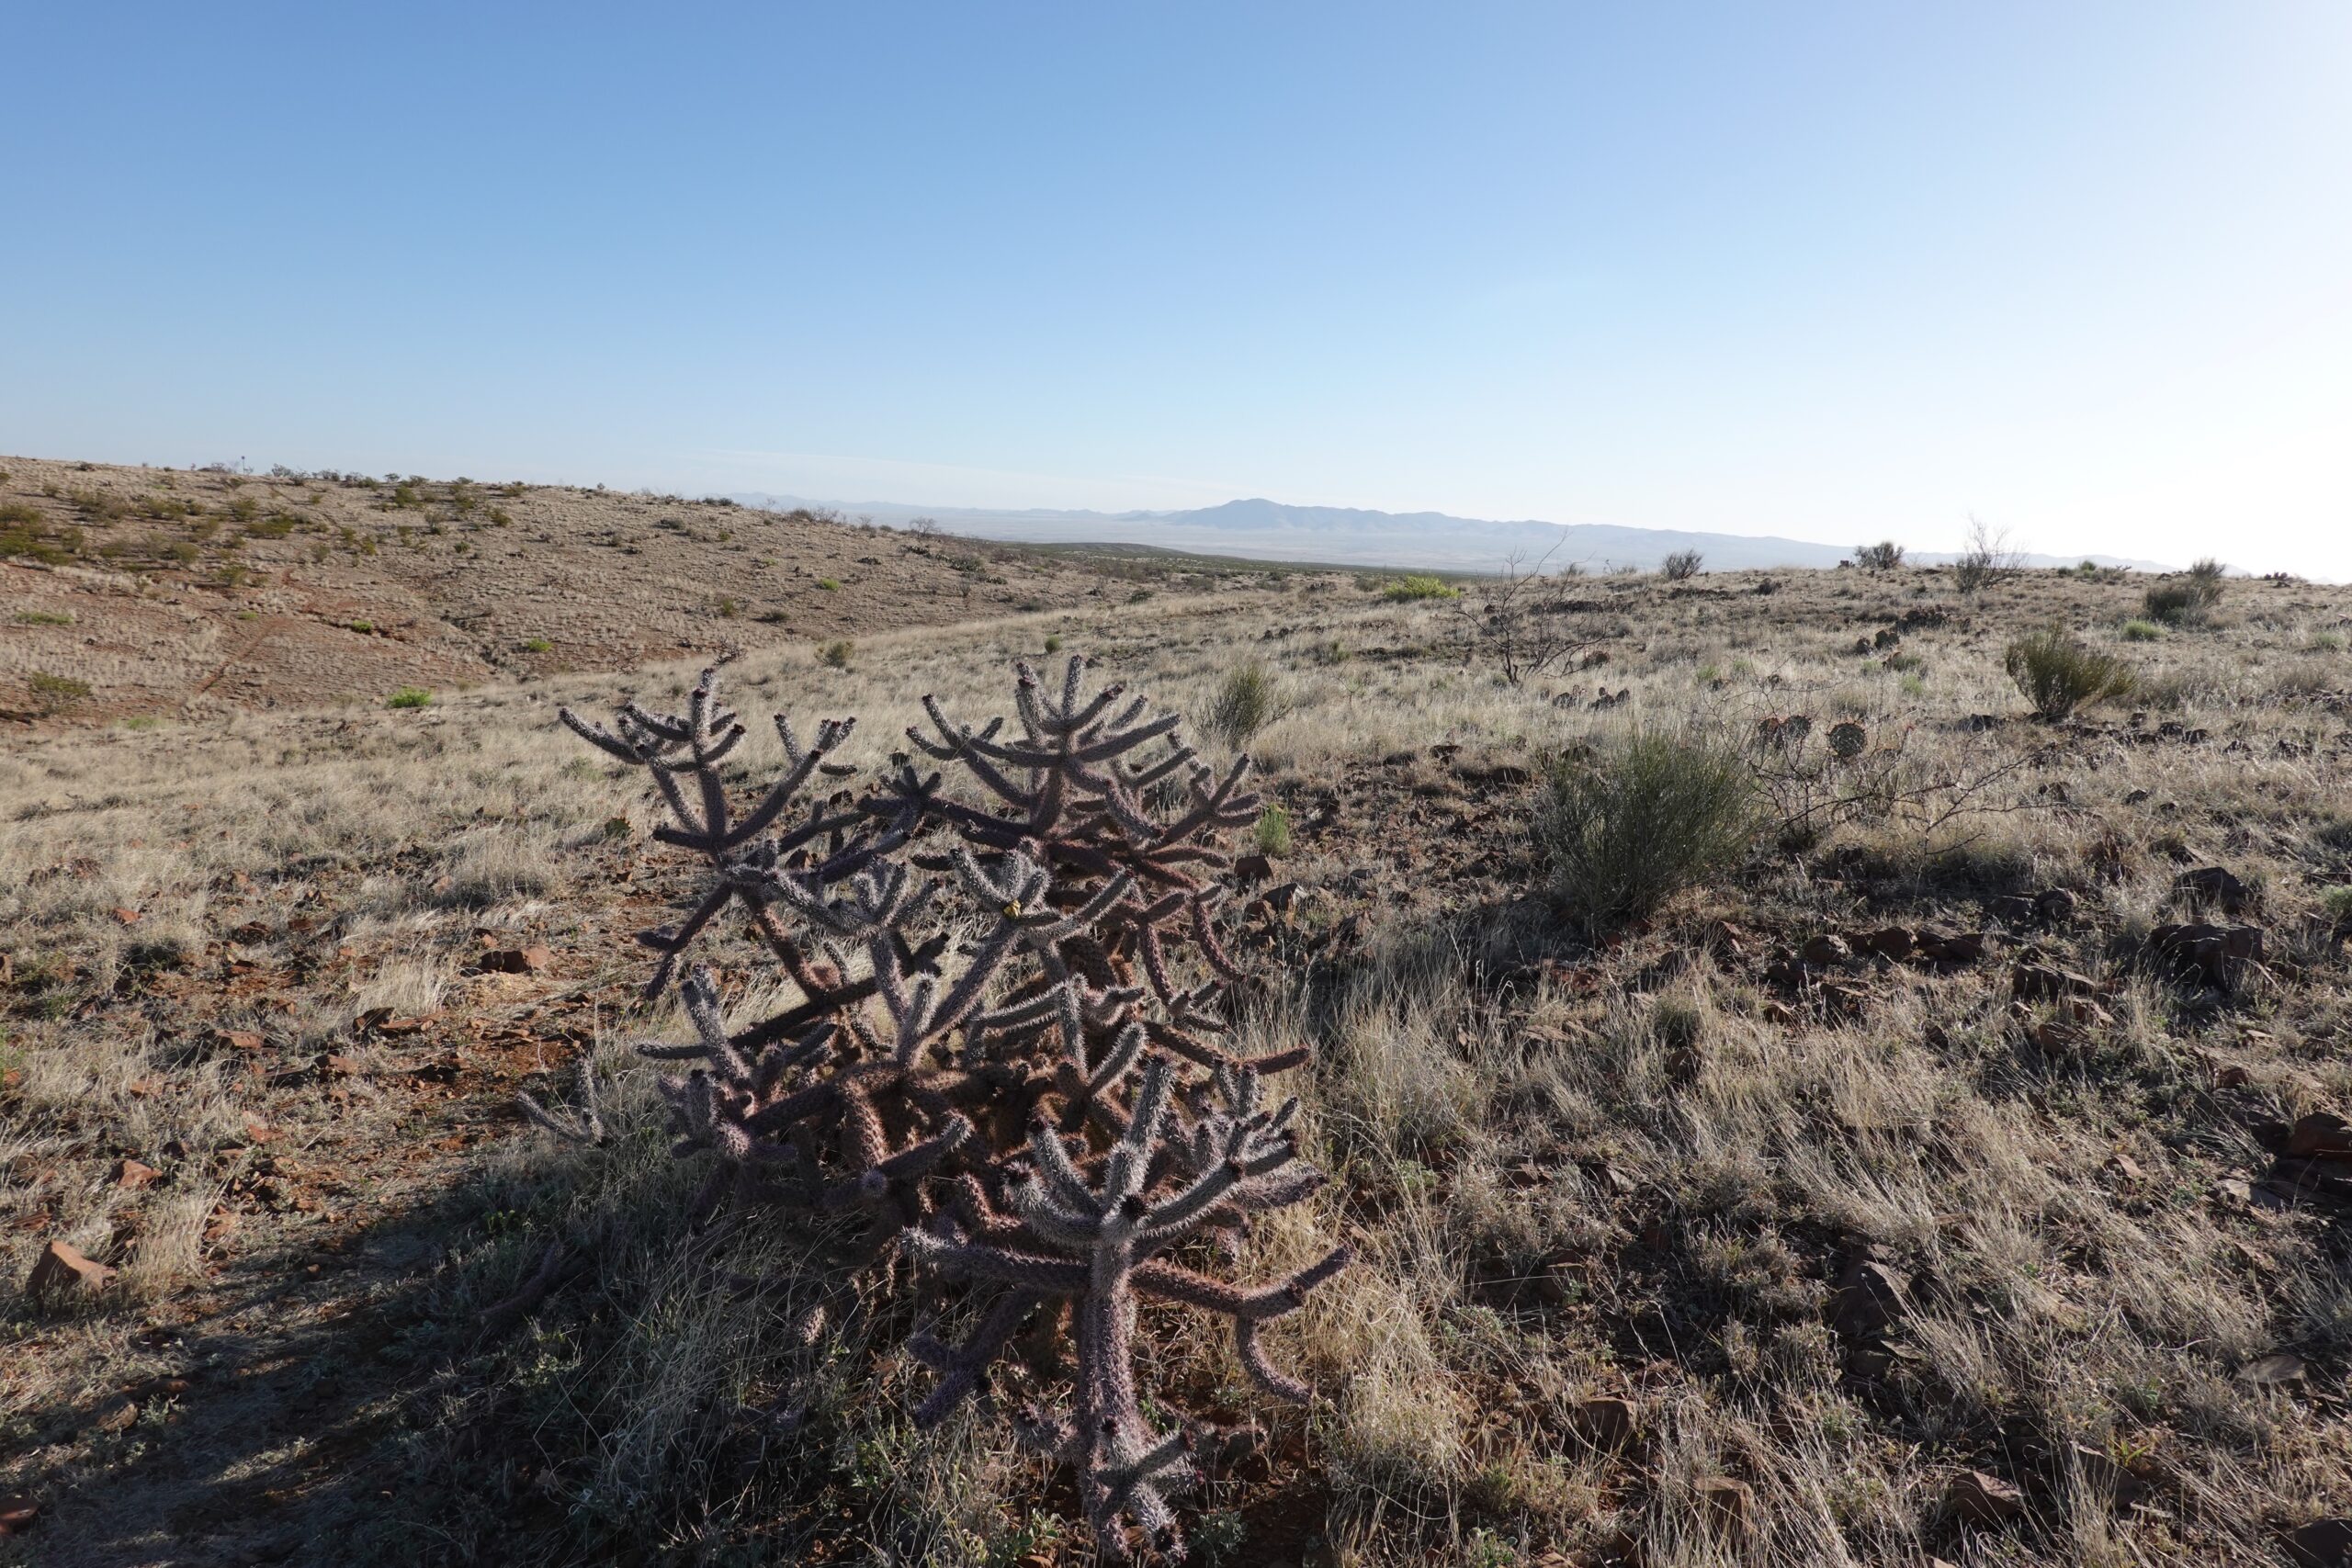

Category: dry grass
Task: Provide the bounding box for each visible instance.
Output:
[5,558,2352,1564]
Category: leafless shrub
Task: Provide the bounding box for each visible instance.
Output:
[1447,548,1602,687]
[1952,515,2022,596]
[1856,540,1905,570]
[1659,549,1703,581]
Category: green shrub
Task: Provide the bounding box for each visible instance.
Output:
[820,639,854,670]
[2004,626,2135,719]
[2324,886,2352,931]
[2308,629,2346,653]
[387,686,434,709]
[815,578,840,592]
[1204,660,1281,750]
[1381,574,1459,603]
[522,637,553,653]
[2120,619,2164,641]
[28,671,93,714]
[1535,729,1759,932]
[1253,806,1293,855]
[348,620,375,634]
[13,609,74,626]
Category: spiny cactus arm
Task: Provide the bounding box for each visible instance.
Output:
[1095,1427,1194,1545]
[824,1113,974,1212]
[1120,743,1199,792]
[1066,710,1185,764]
[900,1224,1091,1293]
[557,705,653,763]
[1186,897,1250,985]
[1155,755,1261,847]
[911,699,1042,810]
[910,1286,1047,1427]
[1132,1245,1351,1404]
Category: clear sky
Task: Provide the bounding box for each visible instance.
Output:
[6,4,2349,576]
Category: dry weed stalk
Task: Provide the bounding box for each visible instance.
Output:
[552,654,1344,1558]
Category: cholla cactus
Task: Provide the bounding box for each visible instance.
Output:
[555,654,1341,1558]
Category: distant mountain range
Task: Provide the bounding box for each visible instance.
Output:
[729,492,2170,574]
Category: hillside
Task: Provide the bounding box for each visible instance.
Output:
[1,457,1243,725]
[6,560,2351,1564]
[733,491,2176,575]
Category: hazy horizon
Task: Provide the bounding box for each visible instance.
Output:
[6,4,2347,577]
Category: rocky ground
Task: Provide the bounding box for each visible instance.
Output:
[6,547,2352,1566]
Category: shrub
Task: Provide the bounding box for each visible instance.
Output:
[2121,619,2164,642]
[814,577,840,592]
[387,686,433,709]
[542,657,1344,1559]
[28,671,93,714]
[1204,660,1280,750]
[13,610,73,626]
[1044,633,1064,654]
[2310,629,2347,653]
[1952,516,2020,595]
[1535,729,1759,932]
[2324,886,2352,932]
[521,637,553,653]
[1254,806,1293,854]
[819,638,853,670]
[1856,541,1905,570]
[1659,549,1703,581]
[1381,573,1459,603]
[2003,627,2135,719]
[348,620,375,634]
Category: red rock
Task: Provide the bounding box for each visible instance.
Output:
[1801,933,1854,966]
[217,1029,266,1053]
[240,1111,277,1144]
[2287,1113,2352,1159]
[1946,1469,2024,1525]
[93,1395,139,1433]
[1573,1395,1638,1451]
[115,1159,161,1190]
[518,943,555,974]
[26,1239,117,1306]
[1693,1477,1753,1541]
[375,1015,428,1035]
[0,1496,37,1537]
[1232,853,1273,885]
[109,907,141,926]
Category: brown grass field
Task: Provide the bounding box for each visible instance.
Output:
[6,475,2352,1567]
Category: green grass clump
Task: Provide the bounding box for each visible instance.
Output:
[2120,619,2164,642]
[1535,729,1759,932]
[1204,660,1281,750]
[1381,574,1459,603]
[1253,807,1293,855]
[2005,627,2136,719]
[815,578,840,592]
[522,637,553,653]
[14,609,74,626]
[2308,629,2346,653]
[28,671,93,713]
[820,640,854,671]
[387,686,434,709]
[349,620,375,634]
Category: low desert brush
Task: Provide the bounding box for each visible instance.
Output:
[1204,659,1281,750]
[2004,626,2135,719]
[1535,728,1758,931]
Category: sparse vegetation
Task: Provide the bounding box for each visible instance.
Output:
[1952,513,2022,594]
[819,637,854,669]
[27,670,94,714]
[386,685,433,709]
[1534,728,1758,931]
[1380,573,1459,602]
[1855,539,1905,570]
[1204,658,1281,749]
[2004,625,2135,717]
[1658,548,1703,581]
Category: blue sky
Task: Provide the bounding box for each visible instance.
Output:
[6,4,2348,575]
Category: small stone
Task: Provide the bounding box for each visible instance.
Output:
[109,907,141,926]
[94,1396,139,1434]
[115,1159,161,1190]
[2033,888,2078,924]
[0,1495,37,1538]
[1801,933,1853,967]
[1829,1258,1909,1339]
[1573,1395,1638,1451]
[1232,853,1273,885]
[1946,1468,2024,1525]
[216,1029,265,1053]
[1858,926,1916,961]
[2287,1519,2352,1568]
[2241,1351,2310,1386]
[517,943,555,974]
[2012,961,2099,1002]
[2287,1113,2352,1160]
[240,1111,277,1145]
[26,1240,117,1308]
[1693,1476,1753,1541]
